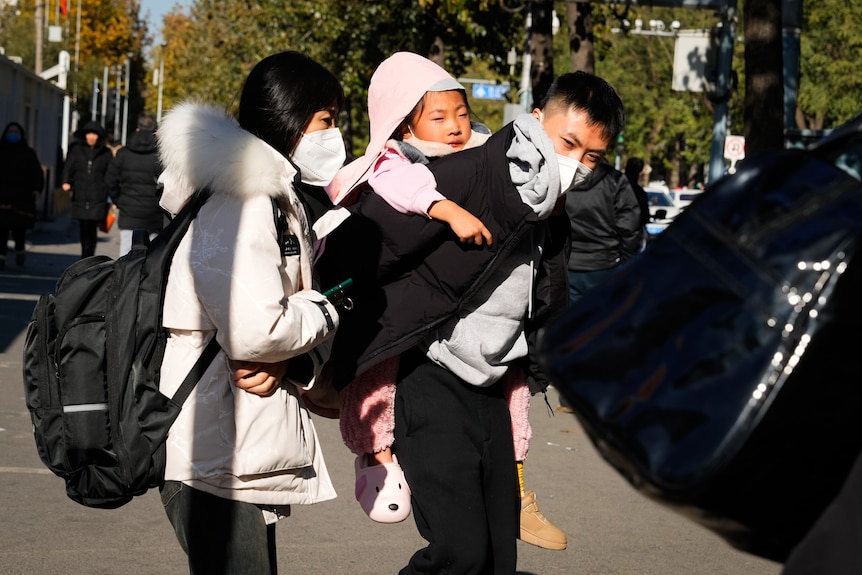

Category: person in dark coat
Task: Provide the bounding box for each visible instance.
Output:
[564,155,642,304]
[106,114,164,256]
[0,122,44,269]
[62,121,112,258]
[625,156,650,249]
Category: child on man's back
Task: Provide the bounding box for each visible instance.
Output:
[326,51,567,551]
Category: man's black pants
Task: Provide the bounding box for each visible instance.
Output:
[394,351,519,575]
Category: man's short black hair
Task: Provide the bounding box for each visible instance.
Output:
[137,114,157,132]
[539,71,625,143]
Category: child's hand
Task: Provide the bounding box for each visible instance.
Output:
[450,212,494,246]
[429,199,493,246]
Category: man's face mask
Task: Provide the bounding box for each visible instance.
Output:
[557,154,592,193]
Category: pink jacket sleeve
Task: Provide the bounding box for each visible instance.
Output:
[368,148,445,217]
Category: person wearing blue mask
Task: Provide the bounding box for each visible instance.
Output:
[0,122,44,269]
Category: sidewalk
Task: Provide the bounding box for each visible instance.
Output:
[0,215,782,574]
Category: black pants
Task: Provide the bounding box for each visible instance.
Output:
[78,219,99,258]
[394,351,519,575]
[160,481,278,575]
[0,218,26,260]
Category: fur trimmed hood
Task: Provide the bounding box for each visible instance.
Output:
[157,102,298,215]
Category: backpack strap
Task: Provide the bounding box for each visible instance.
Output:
[159,188,219,407]
[170,336,220,406]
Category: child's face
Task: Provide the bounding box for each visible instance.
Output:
[406,91,471,150]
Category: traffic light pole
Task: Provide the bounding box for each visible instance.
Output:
[706,1,736,184]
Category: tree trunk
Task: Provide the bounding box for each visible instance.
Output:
[566,1,594,74]
[529,0,555,108]
[742,0,784,157]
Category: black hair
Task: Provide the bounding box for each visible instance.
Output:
[2,121,26,142]
[237,51,345,157]
[390,89,471,141]
[137,114,157,131]
[539,71,626,143]
[625,157,644,180]
[79,121,106,139]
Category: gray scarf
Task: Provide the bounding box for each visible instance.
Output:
[507,113,560,220]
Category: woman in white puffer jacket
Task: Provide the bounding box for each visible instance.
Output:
[155,51,350,574]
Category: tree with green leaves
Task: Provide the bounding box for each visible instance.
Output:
[796,0,862,130]
[555,3,730,188]
[158,0,523,157]
[19,0,846,179]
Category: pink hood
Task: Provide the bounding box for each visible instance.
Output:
[326,52,462,205]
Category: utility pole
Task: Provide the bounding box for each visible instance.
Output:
[121,56,131,145]
[101,67,109,121]
[34,1,44,74]
[156,43,167,124]
[91,77,99,121]
[782,0,803,132]
[519,11,532,112]
[707,1,737,184]
[113,65,122,143]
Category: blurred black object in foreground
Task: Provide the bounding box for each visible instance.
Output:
[539,115,862,562]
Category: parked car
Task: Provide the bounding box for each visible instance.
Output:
[645,187,682,236]
[672,188,705,210]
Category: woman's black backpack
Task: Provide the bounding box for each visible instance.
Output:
[22,190,218,509]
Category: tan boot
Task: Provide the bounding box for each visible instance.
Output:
[519,490,567,550]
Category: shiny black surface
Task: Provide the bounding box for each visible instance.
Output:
[540,120,862,561]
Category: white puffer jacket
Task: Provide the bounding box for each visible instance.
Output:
[156,102,348,507]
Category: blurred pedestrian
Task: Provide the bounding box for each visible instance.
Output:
[0,122,44,269]
[625,157,650,249]
[62,122,112,258]
[106,114,164,256]
[564,146,641,304]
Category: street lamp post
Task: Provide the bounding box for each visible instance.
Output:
[101,66,109,121]
[121,56,131,145]
[113,65,122,143]
[156,42,166,124]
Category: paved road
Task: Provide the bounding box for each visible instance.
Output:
[0,214,783,574]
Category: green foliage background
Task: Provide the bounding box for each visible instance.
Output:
[2,0,860,182]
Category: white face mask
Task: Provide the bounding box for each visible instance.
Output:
[557,154,592,193]
[291,127,346,187]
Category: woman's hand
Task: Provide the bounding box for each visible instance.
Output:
[230,360,288,397]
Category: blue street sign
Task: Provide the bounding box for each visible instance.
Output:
[471,83,510,101]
